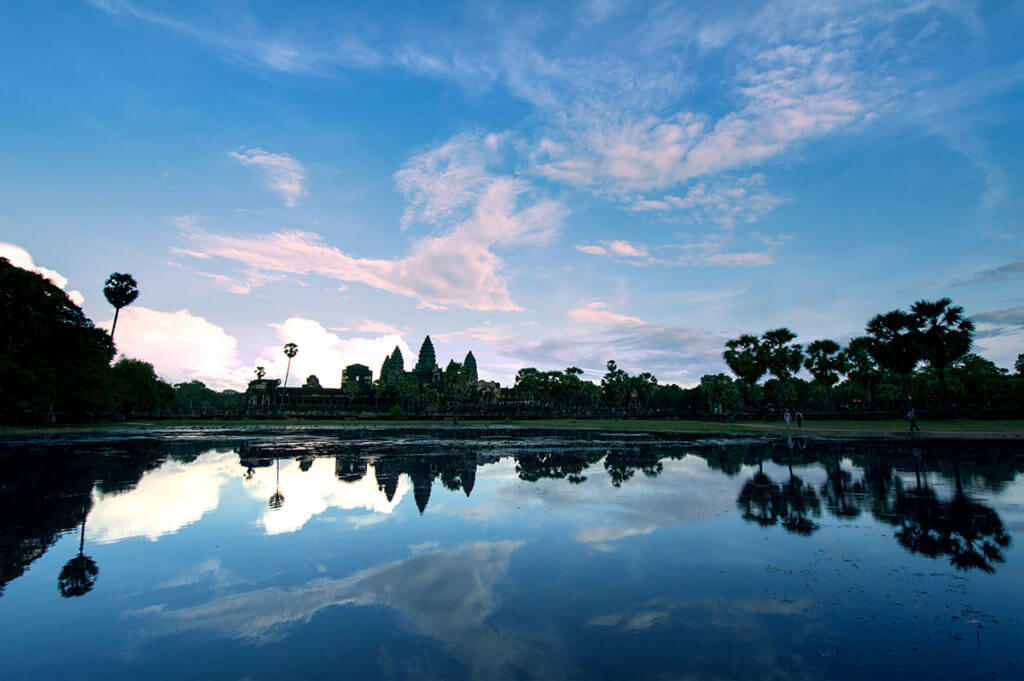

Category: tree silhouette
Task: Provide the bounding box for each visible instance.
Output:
[804,339,848,397]
[866,310,921,399]
[58,510,98,598]
[282,343,299,388]
[911,298,975,404]
[844,336,880,406]
[723,334,768,386]
[103,272,139,342]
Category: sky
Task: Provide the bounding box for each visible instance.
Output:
[1,0,1022,390]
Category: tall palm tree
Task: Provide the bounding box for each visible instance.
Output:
[58,506,98,598]
[103,272,139,342]
[911,298,975,404]
[866,310,921,400]
[282,343,298,387]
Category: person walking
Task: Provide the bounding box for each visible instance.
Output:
[796,411,804,428]
[907,407,921,433]
[784,409,791,429]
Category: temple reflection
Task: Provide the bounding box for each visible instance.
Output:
[0,435,1020,600]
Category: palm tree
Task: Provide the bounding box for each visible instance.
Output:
[58,508,98,598]
[282,343,298,387]
[866,310,921,400]
[911,298,975,404]
[723,334,768,386]
[803,339,849,404]
[103,272,139,342]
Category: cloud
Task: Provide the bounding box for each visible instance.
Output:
[952,259,1024,286]
[574,240,649,260]
[244,458,409,535]
[568,302,645,327]
[0,242,85,306]
[87,450,239,544]
[974,306,1024,328]
[258,317,413,387]
[491,303,726,385]
[146,540,568,678]
[229,148,307,207]
[357,320,405,335]
[179,135,565,311]
[703,251,775,266]
[98,306,246,389]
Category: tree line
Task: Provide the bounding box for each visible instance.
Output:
[2,254,1021,422]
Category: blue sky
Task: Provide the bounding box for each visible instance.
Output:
[2,0,1022,389]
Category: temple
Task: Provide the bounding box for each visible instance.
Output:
[244,335,489,414]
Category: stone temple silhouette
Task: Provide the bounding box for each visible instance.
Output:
[244,335,484,414]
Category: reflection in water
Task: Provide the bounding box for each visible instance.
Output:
[0,433,1022,680]
[57,508,97,598]
[0,434,1020,604]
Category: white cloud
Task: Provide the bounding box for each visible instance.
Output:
[87,449,239,544]
[257,317,413,387]
[244,458,409,535]
[98,306,246,389]
[357,320,405,335]
[229,147,307,207]
[0,242,85,306]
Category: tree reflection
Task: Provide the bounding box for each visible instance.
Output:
[58,507,98,598]
[894,458,1010,572]
[269,459,285,510]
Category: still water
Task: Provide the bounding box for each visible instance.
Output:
[1,427,1022,680]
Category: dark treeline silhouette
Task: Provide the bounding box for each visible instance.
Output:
[0,257,177,423]
[4,255,1023,423]
[3,435,1018,598]
[716,298,1024,416]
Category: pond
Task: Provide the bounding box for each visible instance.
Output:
[1,428,1022,680]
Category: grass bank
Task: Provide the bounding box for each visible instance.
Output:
[2,418,1022,440]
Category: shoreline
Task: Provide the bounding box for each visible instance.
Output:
[2,418,1022,441]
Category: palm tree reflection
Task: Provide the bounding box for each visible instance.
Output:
[58,505,98,598]
[269,458,285,510]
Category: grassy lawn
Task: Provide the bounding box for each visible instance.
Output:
[2,417,1022,439]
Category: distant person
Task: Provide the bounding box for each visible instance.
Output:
[796,411,804,428]
[784,409,791,429]
[908,407,920,432]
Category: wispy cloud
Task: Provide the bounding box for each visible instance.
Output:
[952,258,1024,286]
[229,148,308,207]
[180,135,565,311]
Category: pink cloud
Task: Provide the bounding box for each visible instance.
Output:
[568,302,645,327]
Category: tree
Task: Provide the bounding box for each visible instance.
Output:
[110,358,174,414]
[1,257,115,416]
[803,339,848,403]
[911,298,974,403]
[282,343,299,387]
[601,360,631,410]
[844,336,879,406]
[761,328,803,407]
[1016,353,1024,376]
[723,334,768,386]
[103,272,139,342]
[700,374,741,414]
[866,310,921,399]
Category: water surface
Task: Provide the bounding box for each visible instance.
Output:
[2,428,1022,680]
